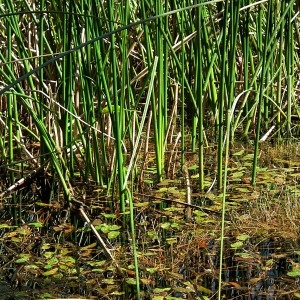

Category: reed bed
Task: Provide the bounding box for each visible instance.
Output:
[0,0,299,298]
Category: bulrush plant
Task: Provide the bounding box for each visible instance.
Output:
[0,0,299,298]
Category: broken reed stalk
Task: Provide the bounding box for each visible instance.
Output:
[75,203,123,276]
[0,164,46,203]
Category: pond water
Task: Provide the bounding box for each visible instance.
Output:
[0,143,300,299]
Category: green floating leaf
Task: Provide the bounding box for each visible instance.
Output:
[127,264,135,270]
[287,270,300,277]
[39,293,53,298]
[241,154,254,161]
[81,242,97,250]
[230,241,243,249]
[195,216,205,224]
[164,207,183,212]
[146,267,158,274]
[61,256,76,264]
[25,264,39,270]
[166,238,177,245]
[188,165,198,170]
[110,225,121,231]
[161,222,171,229]
[43,268,59,276]
[41,243,51,250]
[153,288,171,293]
[28,222,43,228]
[147,230,158,239]
[87,260,106,267]
[44,256,59,269]
[126,278,137,285]
[102,278,115,284]
[235,252,253,259]
[232,150,245,156]
[44,251,54,258]
[108,231,120,239]
[134,202,150,207]
[11,237,20,242]
[35,202,49,207]
[171,223,180,229]
[98,224,110,233]
[197,285,212,294]
[16,254,31,263]
[194,210,208,217]
[235,187,251,193]
[236,234,250,241]
[143,252,156,257]
[231,171,244,178]
[111,291,125,295]
[101,213,117,219]
[265,259,274,267]
[17,227,31,235]
[0,224,13,229]
[294,292,300,299]
[143,179,153,184]
[48,256,59,265]
[66,267,77,274]
[92,268,104,273]
[191,174,199,179]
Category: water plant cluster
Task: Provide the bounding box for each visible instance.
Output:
[0,0,300,299]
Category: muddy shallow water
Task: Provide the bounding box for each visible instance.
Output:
[0,143,300,299]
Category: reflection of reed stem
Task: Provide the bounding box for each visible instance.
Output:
[0,164,45,201]
[183,164,192,221]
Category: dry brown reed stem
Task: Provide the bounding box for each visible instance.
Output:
[75,203,123,276]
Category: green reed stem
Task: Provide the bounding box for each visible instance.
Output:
[7,20,14,176]
[252,0,273,184]
[180,9,186,169]
[217,1,229,189]
[39,0,46,165]
[217,85,232,300]
[108,0,126,211]
[276,1,284,136]
[285,0,295,135]
[195,6,204,191]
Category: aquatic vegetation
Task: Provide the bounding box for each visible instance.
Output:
[0,0,299,299]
